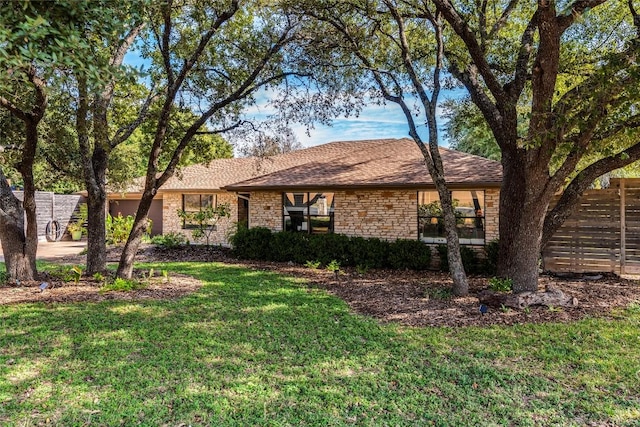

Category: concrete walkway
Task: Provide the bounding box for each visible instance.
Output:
[0,240,87,263]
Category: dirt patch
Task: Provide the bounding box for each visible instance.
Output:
[0,273,202,305]
[5,244,640,327]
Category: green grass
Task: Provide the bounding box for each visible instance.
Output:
[1,262,639,426]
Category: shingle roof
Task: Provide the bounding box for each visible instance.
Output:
[224,138,502,191]
[117,138,502,194]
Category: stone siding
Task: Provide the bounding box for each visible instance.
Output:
[334,189,417,241]
[484,188,499,243]
[248,191,283,231]
[162,191,238,246]
[246,188,500,244]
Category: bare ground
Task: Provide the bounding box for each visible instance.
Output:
[2,244,639,327]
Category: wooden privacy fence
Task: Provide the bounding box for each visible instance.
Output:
[542,178,640,275]
[12,191,84,241]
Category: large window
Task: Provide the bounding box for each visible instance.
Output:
[283,192,334,234]
[182,194,215,229]
[418,190,485,244]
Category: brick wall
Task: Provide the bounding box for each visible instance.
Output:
[248,191,283,231]
[484,188,499,242]
[162,191,238,246]
[247,188,500,244]
[334,189,417,240]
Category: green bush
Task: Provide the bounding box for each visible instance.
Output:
[484,239,499,275]
[308,233,351,265]
[349,236,389,268]
[488,276,513,292]
[437,244,480,274]
[270,232,310,263]
[230,227,440,271]
[388,239,431,270]
[230,226,273,259]
[151,232,189,248]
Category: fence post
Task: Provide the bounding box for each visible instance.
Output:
[620,178,626,275]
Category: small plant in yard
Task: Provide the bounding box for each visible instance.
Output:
[426,287,453,300]
[355,264,369,275]
[326,259,340,274]
[92,272,105,283]
[489,277,513,292]
[304,260,321,269]
[100,277,144,293]
[70,265,83,284]
[162,269,170,283]
[177,203,231,246]
[151,232,189,248]
[500,304,510,313]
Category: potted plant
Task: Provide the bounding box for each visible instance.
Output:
[68,204,88,241]
[67,220,85,241]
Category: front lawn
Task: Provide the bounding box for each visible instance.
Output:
[1,262,639,426]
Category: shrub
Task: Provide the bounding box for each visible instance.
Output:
[230,228,439,271]
[106,214,134,245]
[100,277,144,293]
[349,236,389,269]
[230,226,273,259]
[437,244,480,274]
[484,239,500,275]
[308,233,351,265]
[388,239,431,270]
[151,232,189,248]
[488,277,513,292]
[270,231,310,263]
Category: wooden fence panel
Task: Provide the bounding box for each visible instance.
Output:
[543,188,621,274]
[11,191,83,240]
[624,187,640,273]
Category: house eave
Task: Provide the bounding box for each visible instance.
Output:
[223,181,502,192]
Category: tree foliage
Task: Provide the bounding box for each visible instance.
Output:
[428,0,640,292]
[287,0,472,294]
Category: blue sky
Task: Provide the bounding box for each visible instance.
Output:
[238,86,468,149]
[124,52,466,149]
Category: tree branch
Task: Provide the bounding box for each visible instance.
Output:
[543,140,640,246]
[557,0,609,32]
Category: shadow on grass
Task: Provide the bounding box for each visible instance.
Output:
[0,262,639,426]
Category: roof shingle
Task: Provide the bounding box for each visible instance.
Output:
[224,138,502,191]
[118,138,502,194]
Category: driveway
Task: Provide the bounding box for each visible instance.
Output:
[0,240,87,263]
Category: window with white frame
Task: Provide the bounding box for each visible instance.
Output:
[418,190,485,244]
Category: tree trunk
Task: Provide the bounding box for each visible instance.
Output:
[497,152,551,293]
[0,168,36,282]
[84,145,109,275]
[116,190,154,279]
[85,185,107,275]
[16,121,40,279]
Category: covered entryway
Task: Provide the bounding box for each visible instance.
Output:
[109,199,163,236]
[238,193,249,226]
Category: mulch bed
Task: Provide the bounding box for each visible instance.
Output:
[1,244,639,327]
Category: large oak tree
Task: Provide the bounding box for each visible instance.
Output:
[116,0,319,278]
[429,0,640,292]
